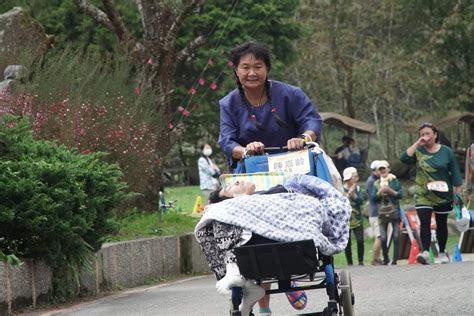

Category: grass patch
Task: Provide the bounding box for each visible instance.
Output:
[109,208,199,242]
[163,185,207,213]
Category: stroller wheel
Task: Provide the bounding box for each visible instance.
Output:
[339,270,355,315]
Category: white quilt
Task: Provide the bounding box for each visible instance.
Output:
[195,175,351,255]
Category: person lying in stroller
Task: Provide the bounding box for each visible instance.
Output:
[195,174,351,315]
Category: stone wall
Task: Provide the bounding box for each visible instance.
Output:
[0,234,209,315]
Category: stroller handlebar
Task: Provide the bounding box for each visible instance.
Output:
[249,142,318,156]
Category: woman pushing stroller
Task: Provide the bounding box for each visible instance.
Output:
[218,40,322,315]
[194,174,351,315]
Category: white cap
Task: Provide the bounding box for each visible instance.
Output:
[377,160,390,169]
[343,167,358,181]
[370,160,380,170]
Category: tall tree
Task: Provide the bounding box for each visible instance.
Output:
[71,0,207,209]
[288,0,455,159]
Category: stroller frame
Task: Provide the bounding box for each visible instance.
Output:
[225,146,355,315]
[229,240,353,316]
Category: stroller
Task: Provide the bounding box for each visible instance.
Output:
[221,144,355,316]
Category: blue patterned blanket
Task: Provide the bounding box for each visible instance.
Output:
[195,175,351,255]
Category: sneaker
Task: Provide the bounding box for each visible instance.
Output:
[438,252,450,264]
[416,251,430,265]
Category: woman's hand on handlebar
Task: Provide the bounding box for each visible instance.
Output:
[287,137,306,151]
[245,141,265,155]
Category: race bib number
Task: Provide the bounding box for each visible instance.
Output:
[427,181,449,192]
[268,150,310,176]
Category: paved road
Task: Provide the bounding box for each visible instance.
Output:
[33,261,474,316]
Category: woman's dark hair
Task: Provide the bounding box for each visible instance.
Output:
[230,41,288,131]
[208,189,232,204]
[419,122,439,142]
[230,41,272,70]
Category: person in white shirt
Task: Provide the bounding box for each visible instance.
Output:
[198,144,221,199]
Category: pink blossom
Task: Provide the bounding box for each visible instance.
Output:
[188,87,196,95]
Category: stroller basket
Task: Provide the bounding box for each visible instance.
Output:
[234,240,319,281]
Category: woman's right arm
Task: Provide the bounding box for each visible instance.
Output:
[401,137,424,164]
[406,137,424,157]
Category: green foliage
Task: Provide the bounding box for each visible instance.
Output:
[0,1,141,55]
[13,48,159,212]
[0,115,127,299]
[0,250,22,266]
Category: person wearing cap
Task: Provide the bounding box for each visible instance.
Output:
[366,160,382,265]
[401,123,462,265]
[371,160,403,265]
[342,167,365,266]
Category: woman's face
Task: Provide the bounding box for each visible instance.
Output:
[220,180,256,198]
[235,54,268,90]
[419,127,437,146]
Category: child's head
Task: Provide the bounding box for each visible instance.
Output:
[343,167,358,183]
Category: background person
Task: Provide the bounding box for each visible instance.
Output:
[217,41,322,314]
[400,123,462,264]
[333,136,352,175]
[342,167,365,266]
[197,144,221,200]
[371,160,403,265]
[366,160,382,265]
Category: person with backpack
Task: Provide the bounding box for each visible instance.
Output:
[371,160,403,265]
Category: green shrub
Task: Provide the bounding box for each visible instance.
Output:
[0,115,128,299]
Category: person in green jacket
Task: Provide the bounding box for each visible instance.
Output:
[342,167,365,266]
[400,123,462,264]
[371,160,403,265]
